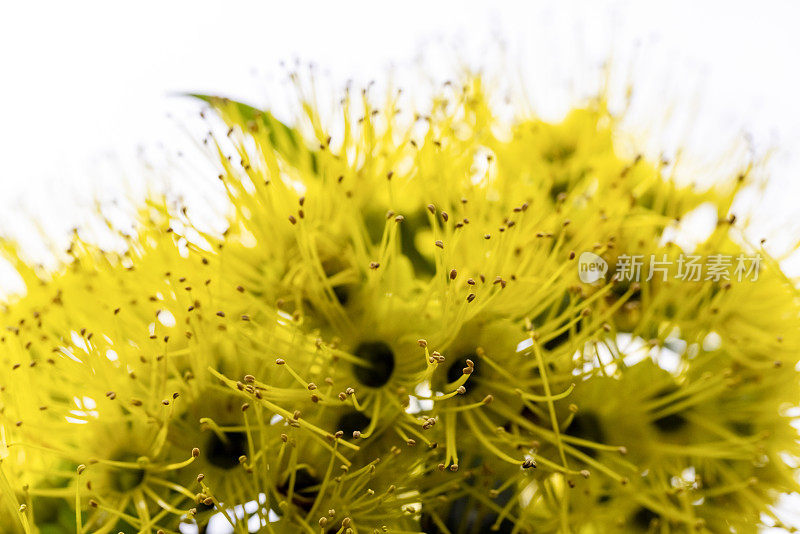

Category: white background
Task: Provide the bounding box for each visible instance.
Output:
[1,1,799,270]
[1,1,799,531]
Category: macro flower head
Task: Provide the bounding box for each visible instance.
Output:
[0,67,799,534]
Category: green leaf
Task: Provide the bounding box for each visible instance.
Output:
[187,94,317,172]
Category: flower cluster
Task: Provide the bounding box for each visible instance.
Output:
[1,74,799,533]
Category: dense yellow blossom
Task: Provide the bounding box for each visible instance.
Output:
[0,73,798,533]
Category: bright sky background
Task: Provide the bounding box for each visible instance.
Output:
[1,1,799,258]
[1,0,800,530]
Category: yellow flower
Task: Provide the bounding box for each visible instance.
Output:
[0,70,797,534]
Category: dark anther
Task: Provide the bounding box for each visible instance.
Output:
[446,353,480,385]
